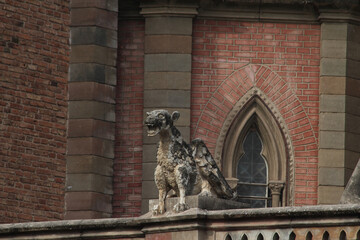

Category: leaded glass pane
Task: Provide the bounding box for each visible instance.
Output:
[237,130,268,208]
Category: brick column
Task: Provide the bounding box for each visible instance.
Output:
[65,0,118,219]
[318,10,360,204]
[140,2,198,213]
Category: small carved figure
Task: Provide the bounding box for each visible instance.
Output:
[145,109,235,214]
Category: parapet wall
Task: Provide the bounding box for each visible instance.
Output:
[1,204,360,240]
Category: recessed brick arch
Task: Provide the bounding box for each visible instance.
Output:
[192,64,318,206]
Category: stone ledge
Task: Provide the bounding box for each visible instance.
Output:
[148,195,249,213]
[2,204,360,239]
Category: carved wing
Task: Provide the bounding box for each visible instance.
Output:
[191,138,235,199]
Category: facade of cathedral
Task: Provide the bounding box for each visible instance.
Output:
[0,0,359,223]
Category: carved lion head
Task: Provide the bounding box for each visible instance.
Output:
[145,109,180,137]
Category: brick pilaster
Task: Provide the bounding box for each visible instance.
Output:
[140,2,198,213]
[65,0,118,219]
[318,10,360,204]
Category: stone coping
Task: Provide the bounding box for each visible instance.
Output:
[1,204,360,235]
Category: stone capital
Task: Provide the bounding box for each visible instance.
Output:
[269,181,285,195]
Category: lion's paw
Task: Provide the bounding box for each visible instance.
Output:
[152,204,165,215]
[173,203,189,213]
[199,190,212,197]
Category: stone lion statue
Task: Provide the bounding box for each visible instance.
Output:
[145,109,236,214]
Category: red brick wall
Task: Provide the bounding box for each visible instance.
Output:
[191,20,320,205]
[114,20,145,217]
[0,0,70,222]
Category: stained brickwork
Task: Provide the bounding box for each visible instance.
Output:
[114,20,145,217]
[191,20,321,205]
[0,0,70,222]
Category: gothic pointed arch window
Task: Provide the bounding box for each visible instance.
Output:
[237,127,268,207]
[220,95,290,207]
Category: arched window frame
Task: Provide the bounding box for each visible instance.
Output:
[237,128,269,207]
[217,95,291,206]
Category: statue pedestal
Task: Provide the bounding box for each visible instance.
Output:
[149,195,249,213]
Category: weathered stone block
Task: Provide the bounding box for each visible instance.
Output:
[145,17,193,35]
[179,126,190,143]
[319,113,345,131]
[65,192,112,213]
[71,8,117,30]
[148,195,248,213]
[345,150,360,170]
[68,119,115,140]
[71,0,118,11]
[320,95,346,113]
[347,41,360,61]
[70,63,117,85]
[345,132,360,152]
[142,180,158,199]
[319,149,345,168]
[142,162,157,181]
[142,144,157,163]
[321,40,347,58]
[345,167,355,185]
[144,90,191,108]
[348,24,360,43]
[145,35,192,54]
[347,59,360,80]
[68,101,115,121]
[67,137,114,159]
[346,78,360,98]
[320,76,346,95]
[145,54,191,72]
[318,186,344,204]
[141,199,149,214]
[320,58,346,76]
[172,230,206,240]
[319,131,345,149]
[71,27,117,48]
[66,155,113,176]
[68,82,115,103]
[321,23,348,41]
[71,45,117,66]
[346,114,360,134]
[144,72,191,90]
[65,210,111,220]
[66,173,113,194]
[318,167,345,186]
[346,95,360,116]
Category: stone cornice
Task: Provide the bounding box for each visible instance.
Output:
[197,7,318,23]
[123,0,360,24]
[318,9,360,24]
[140,4,198,17]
